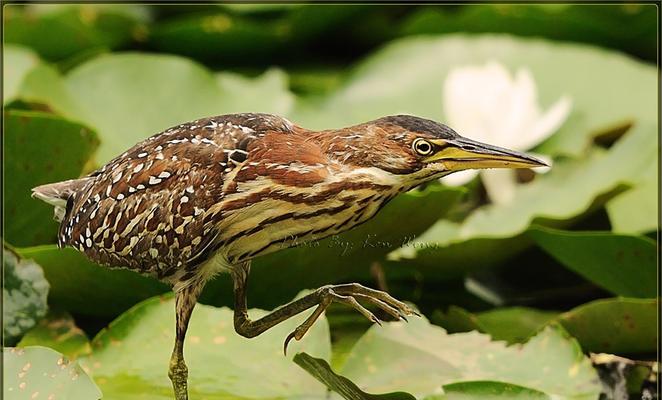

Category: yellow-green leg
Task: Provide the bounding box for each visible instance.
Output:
[169,281,204,400]
[230,262,418,354]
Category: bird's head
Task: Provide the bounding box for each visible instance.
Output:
[328,114,547,185]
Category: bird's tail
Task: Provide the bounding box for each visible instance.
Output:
[32,178,90,222]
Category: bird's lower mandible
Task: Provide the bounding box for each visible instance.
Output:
[31,112,546,400]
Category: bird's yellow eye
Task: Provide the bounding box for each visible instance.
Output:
[412,138,433,156]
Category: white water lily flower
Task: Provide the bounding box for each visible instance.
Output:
[441,61,572,204]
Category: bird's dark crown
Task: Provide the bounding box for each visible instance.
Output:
[375,115,459,139]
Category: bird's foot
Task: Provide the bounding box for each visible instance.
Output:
[283,283,419,354]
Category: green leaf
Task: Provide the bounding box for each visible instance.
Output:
[606,159,658,234]
[80,295,330,400]
[4,110,99,246]
[3,346,101,400]
[64,53,225,163]
[337,317,600,399]
[18,310,91,359]
[400,5,657,61]
[149,12,288,63]
[215,68,295,115]
[17,64,85,118]
[3,247,50,346]
[529,226,656,297]
[431,306,482,334]
[15,246,168,317]
[435,381,550,400]
[62,53,297,163]
[558,298,657,354]
[433,298,657,354]
[4,44,40,103]
[294,352,416,400]
[475,308,558,344]
[4,4,148,61]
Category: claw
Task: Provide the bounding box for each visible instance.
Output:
[372,316,383,326]
[283,331,297,356]
[400,314,408,323]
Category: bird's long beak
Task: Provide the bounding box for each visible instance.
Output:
[423,137,548,171]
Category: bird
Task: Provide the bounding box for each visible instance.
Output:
[32,113,545,400]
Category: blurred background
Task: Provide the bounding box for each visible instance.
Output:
[3,4,658,400]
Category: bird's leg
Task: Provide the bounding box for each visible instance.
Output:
[169,281,204,400]
[231,263,418,353]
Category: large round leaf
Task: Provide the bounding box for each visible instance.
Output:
[64,53,225,163]
[4,110,99,246]
[4,45,40,103]
[335,318,599,399]
[79,295,330,400]
[529,226,657,298]
[63,53,297,163]
[3,346,101,400]
[432,298,658,354]
[558,298,657,354]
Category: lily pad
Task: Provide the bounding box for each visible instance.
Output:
[558,298,657,354]
[529,226,657,298]
[4,45,40,103]
[433,306,558,345]
[79,295,330,400]
[3,346,101,400]
[3,247,50,346]
[4,110,99,246]
[63,53,298,163]
[215,68,295,116]
[18,310,92,359]
[338,317,600,399]
[435,381,550,400]
[433,298,657,355]
[16,63,85,118]
[475,308,558,344]
[606,159,658,234]
[64,53,225,163]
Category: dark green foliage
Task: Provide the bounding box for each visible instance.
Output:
[3,111,98,246]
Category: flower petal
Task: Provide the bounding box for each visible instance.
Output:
[520,95,573,150]
[440,169,479,186]
[481,169,519,205]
